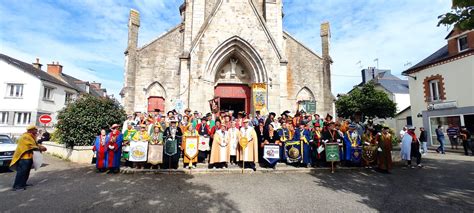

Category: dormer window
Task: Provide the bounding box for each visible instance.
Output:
[458,35,468,52]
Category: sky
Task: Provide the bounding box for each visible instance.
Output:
[0,0,452,99]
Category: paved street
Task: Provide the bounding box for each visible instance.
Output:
[1,152,473,213]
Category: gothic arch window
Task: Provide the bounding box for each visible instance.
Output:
[146,81,167,98]
[296,87,315,101]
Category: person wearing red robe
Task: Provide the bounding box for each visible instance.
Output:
[92,129,108,172]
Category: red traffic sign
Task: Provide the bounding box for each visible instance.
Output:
[39,114,52,124]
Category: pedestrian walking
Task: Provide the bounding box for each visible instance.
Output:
[419,127,428,155]
[10,125,47,191]
[446,124,459,150]
[435,125,446,154]
[459,126,472,156]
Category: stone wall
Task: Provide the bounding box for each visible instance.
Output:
[284,32,328,114]
[134,26,184,112]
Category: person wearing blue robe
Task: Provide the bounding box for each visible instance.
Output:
[293,121,312,167]
[277,123,290,163]
[342,124,361,166]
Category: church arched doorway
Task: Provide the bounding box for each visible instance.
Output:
[214,84,251,114]
[205,36,268,115]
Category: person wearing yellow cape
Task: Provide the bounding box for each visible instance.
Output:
[10,125,47,191]
[237,119,258,171]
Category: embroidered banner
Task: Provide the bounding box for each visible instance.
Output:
[351,146,362,164]
[263,144,280,165]
[147,144,163,165]
[164,138,178,156]
[129,141,149,162]
[251,83,267,114]
[285,141,302,164]
[184,136,199,159]
[198,136,210,151]
[325,143,340,162]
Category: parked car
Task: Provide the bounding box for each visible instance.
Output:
[0,134,17,168]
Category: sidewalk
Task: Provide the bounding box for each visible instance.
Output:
[427,145,466,154]
[119,151,404,175]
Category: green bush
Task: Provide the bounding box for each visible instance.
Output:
[55,94,126,148]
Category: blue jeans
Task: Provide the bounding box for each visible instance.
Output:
[421,141,428,154]
[13,159,33,189]
[437,137,445,154]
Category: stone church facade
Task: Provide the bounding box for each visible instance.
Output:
[121,0,334,116]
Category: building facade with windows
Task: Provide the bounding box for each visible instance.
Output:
[121,1,334,116]
[0,53,108,136]
[403,29,474,145]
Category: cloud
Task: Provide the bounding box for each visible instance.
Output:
[283,0,452,94]
[0,0,182,98]
[1,0,453,100]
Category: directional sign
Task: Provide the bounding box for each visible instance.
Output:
[39,114,52,124]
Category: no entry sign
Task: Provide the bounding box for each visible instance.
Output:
[39,114,52,124]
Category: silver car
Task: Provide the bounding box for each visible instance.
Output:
[0,134,17,168]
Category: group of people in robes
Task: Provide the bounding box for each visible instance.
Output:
[91,109,398,173]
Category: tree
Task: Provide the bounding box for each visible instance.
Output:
[336,83,397,120]
[55,94,126,148]
[438,0,474,30]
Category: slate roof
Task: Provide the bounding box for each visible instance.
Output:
[402,45,449,74]
[376,79,409,94]
[1,53,105,97]
[0,53,76,90]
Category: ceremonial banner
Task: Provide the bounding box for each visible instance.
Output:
[263,144,280,165]
[129,141,149,162]
[208,98,220,113]
[184,136,199,159]
[198,136,210,151]
[251,83,267,114]
[164,138,178,156]
[147,144,163,165]
[285,141,302,163]
[362,145,378,163]
[325,143,340,162]
[351,146,362,164]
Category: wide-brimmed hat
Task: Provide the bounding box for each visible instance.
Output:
[185,108,191,112]
[111,124,120,129]
[407,126,416,130]
[26,125,37,131]
[243,119,250,123]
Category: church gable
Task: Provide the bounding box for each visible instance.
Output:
[133,24,183,108]
[190,0,283,62]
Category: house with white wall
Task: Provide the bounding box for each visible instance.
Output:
[402,29,474,145]
[0,53,108,137]
[345,68,411,135]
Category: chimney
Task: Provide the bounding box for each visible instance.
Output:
[32,58,43,70]
[90,82,102,89]
[47,61,63,76]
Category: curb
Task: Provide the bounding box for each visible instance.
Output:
[118,163,405,175]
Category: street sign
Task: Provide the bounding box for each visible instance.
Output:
[39,114,52,124]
